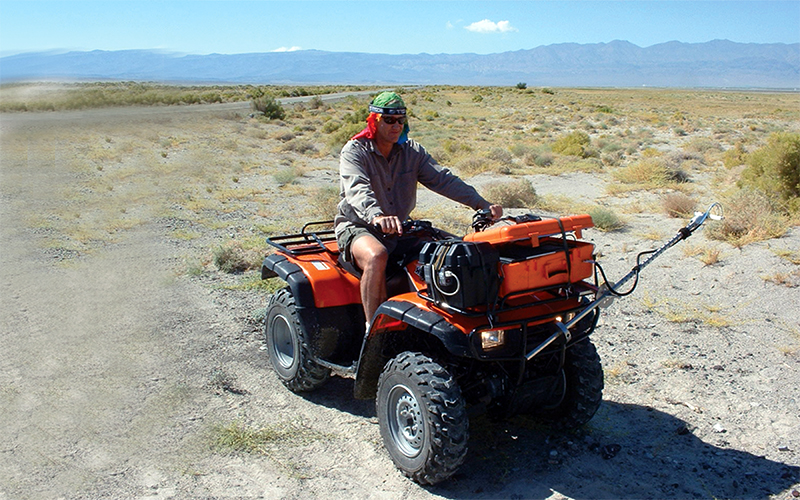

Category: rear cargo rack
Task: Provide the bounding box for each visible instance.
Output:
[266,220,337,256]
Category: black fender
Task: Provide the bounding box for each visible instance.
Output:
[262,254,315,307]
[353,299,470,399]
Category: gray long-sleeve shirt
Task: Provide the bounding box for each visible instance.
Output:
[334,137,490,236]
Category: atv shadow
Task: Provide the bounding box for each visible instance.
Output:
[430,401,799,499]
[300,376,376,418]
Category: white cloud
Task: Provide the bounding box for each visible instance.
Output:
[464,19,517,34]
[272,46,302,52]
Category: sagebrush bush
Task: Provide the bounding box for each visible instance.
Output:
[706,189,789,247]
[252,96,286,120]
[589,206,625,231]
[740,132,800,212]
[484,178,538,208]
[273,166,301,186]
[722,143,747,168]
[552,131,592,158]
[486,147,513,166]
[326,122,364,153]
[279,139,317,155]
[613,158,670,185]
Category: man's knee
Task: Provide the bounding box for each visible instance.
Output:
[352,235,388,271]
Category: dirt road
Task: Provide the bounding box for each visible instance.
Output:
[1,104,798,499]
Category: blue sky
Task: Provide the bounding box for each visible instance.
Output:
[1,1,798,57]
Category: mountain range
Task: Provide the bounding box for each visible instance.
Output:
[1,40,798,88]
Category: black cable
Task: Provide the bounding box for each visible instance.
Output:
[594,248,656,297]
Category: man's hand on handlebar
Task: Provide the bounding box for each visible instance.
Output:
[372,215,404,236]
[489,204,503,220]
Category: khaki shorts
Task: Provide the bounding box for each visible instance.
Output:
[336,224,381,264]
[337,224,427,270]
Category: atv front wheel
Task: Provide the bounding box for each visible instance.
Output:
[539,338,604,429]
[265,287,329,392]
[376,351,468,485]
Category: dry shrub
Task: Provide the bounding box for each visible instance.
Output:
[662,193,697,218]
[486,147,514,166]
[274,131,296,142]
[613,158,670,186]
[484,178,538,208]
[613,157,688,188]
[722,143,747,169]
[213,241,263,273]
[455,157,490,177]
[706,189,790,247]
[279,139,317,155]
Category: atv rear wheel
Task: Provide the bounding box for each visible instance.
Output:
[376,351,468,485]
[265,287,329,392]
[539,338,604,429]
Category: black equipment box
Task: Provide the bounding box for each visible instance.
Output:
[417,240,500,311]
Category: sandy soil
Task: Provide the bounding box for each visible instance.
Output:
[1,102,798,500]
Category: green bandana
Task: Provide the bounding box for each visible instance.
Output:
[369,92,406,115]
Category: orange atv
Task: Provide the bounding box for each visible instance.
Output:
[260,204,721,485]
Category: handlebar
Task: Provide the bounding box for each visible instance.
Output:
[374,218,437,238]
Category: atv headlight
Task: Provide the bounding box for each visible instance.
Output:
[480,329,505,350]
[555,312,576,324]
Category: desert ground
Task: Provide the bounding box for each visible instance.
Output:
[1,85,799,499]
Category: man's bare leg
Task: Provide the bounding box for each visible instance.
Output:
[350,234,388,326]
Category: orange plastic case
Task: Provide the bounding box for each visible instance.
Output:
[464,214,593,247]
[497,239,594,297]
[465,215,595,297]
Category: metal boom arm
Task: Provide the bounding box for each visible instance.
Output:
[526,202,723,361]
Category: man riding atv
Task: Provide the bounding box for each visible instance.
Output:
[261,90,723,485]
[334,91,503,327]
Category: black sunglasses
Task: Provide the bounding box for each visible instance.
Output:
[382,115,407,125]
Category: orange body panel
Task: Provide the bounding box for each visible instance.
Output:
[392,289,584,336]
[284,241,362,308]
[464,214,593,247]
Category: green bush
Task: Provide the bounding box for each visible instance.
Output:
[326,122,364,153]
[740,132,800,212]
[252,96,286,120]
[588,206,624,232]
[552,131,592,158]
[343,108,369,124]
[308,95,325,109]
[321,120,342,134]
